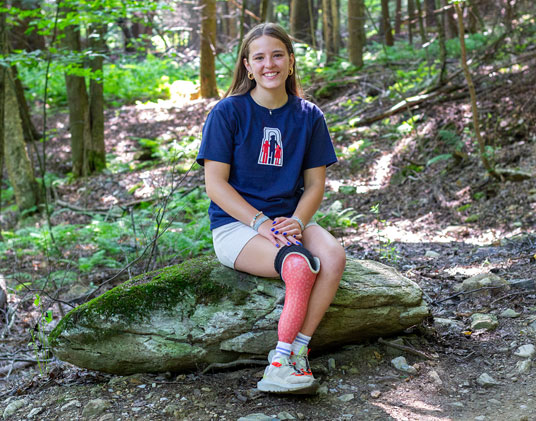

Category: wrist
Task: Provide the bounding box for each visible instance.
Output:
[291,215,305,231]
[250,211,264,228]
[253,215,270,231]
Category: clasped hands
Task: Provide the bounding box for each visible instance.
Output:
[258,216,303,248]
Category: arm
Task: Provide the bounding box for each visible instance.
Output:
[204,159,292,247]
[272,165,326,238]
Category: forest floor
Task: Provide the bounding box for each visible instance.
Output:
[1,63,536,421]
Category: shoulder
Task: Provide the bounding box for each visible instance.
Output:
[290,95,325,117]
[211,94,249,113]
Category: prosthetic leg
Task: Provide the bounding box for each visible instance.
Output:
[274,245,320,344]
[257,245,321,394]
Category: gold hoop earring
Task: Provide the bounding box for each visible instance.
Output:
[289,67,294,76]
[248,72,254,80]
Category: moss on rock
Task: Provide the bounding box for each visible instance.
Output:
[50,256,231,346]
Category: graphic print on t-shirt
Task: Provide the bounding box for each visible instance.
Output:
[258,127,283,167]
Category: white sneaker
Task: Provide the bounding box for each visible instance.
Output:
[291,346,315,379]
[257,355,315,394]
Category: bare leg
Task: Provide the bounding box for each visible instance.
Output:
[299,225,346,336]
[234,235,279,277]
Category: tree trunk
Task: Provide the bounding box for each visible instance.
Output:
[290,0,313,45]
[3,71,39,211]
[415,0,427,44]
[435,0,447,86]
[8,0,42,143]
[381,0,394,46]
[0,8,5,224]
[466,0,483,34]
[63,7,91,177]
[88,24,106,173]
[442,0,458,39]
[408,0,415,44]
[502,0,515,32]
[453,2,496,179]
[200,0,219,99]
[394,0,402,34]
[348,0,365,68]
[424,0,437,28]
[322,0,335,62]
[259,0,269,21]
[12,67,40,142]
[332,0,341,53]
[225,0,238,41]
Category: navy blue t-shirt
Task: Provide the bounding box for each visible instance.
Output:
[196,92,337,230]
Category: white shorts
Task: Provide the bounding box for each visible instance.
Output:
[212,220,317,269]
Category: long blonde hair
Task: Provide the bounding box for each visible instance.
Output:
[224,23,303,98]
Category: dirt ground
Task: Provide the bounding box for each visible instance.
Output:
[1,61,536,420]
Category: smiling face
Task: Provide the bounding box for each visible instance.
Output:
[243,35,295,96]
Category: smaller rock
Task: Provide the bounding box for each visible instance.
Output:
[458,273,509,296]
[338,394,354,402]
[163,404,179,415]
[60,400,81,412]
[474,416,486,421]
[3,400,26,420]
[370,390,381,399]
[237,414,275,421]
[328,358,336,372]
[514,344,535,359]
[277,411,296,420]
[425,250,440,258]
[82,399,111,419]
[98,414,114,421]
[428,370,443,386]
[487,399,501,405]
[27,407,43,419]
[317,384,328,395]
[499,309,520,318]
[391,356,418,375]
[476,373,500,388]
[515,360,532,374]
[470,313,499,331]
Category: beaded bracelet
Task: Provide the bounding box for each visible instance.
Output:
[253,215,269,232]
[250,211,263,228]
[291,216,305,231]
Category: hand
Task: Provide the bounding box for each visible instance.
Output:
[271,217,303,246]
[257,218,302,248]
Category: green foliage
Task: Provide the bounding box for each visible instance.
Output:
[17,55,197,108]
[371,203,399,263]
[30,294,54,376]
[316,200,363,231]
[0,188,212,284]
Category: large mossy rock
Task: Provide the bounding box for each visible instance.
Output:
[49,256,429,374]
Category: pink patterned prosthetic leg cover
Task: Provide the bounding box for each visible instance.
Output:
[274,245,321,344]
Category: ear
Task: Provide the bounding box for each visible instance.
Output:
[243,57,252,74]
[289,53,295,70]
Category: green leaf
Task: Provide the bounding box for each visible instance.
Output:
[426,154,452,167]
[34,294,41,307]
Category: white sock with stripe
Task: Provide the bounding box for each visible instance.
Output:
[291,332,311,355]
[272,341,293,362]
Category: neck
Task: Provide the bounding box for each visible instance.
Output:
[250,87,288,110]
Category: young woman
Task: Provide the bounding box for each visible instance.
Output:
[196,23,346,394]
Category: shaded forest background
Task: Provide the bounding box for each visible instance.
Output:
[0,0,535,390]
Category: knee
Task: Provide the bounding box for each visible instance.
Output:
[319,243,346,280]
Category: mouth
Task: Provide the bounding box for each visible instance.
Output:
[263,71,279,78]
